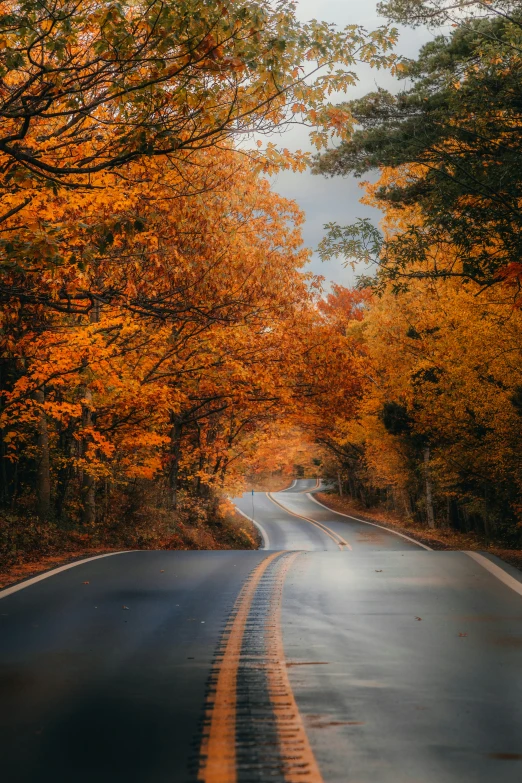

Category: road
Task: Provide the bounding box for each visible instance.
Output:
[234,480,424,552]
[1,480,522,782]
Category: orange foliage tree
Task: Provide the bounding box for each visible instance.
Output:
[310,164,522,543]
[1,148,320,524]
[0,1,400,556]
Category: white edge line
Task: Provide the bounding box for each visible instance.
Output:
[306,494,432,551]
[465,551,522,598]
[235,507,270,550]
[0,551,131,600]
[277,479,319,495]
[280,479,297,493]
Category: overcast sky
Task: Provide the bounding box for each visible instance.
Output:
[271,1,434,288]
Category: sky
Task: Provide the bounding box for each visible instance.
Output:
[270,1,434,288]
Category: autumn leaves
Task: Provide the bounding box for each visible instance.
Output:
[311,1,522,541]
[5,0,515,551]
[1,150,312,524]
[0,2,395,537]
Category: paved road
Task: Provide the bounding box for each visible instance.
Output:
[1,480,522,782]
[234,481,424,552]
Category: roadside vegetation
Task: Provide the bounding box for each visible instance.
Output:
[315,492,522,571]
[0,0,392,578]
[312,0,522,555]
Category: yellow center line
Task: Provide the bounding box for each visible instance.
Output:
[266,492,352,551]
[198,551,283,783]
[266,552,325,782]
[198,551,326,783]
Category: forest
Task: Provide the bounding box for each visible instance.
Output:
[1,0,522,575]
[314,0,522,549]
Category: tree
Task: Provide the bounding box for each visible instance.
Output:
[311,160,522,537]
[378,0,520,27]
[0,0,399,317]
[313,8,522,289]
[0,0,401,547]
[0,145,319,521]
[0,0,396,209]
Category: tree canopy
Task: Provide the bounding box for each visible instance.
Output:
[313,6,522,288]
[1,0,391,559]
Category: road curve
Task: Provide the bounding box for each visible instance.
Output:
[234,489,341,551]
[1,481,522,782]
[233,480,422,552]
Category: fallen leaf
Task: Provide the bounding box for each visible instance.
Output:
[82,581,90,585]
[459,632,468,637]
[415,617,422,621]
[122,605,129,610]
[488,753,522,760]
[375,569,382,573]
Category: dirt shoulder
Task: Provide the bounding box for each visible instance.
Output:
[315,492,522,572]
[0,548,121,591]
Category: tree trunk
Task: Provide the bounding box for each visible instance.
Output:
[90,298,101,324]
[169,417,182,509]
[34,389,51,522]
[55,421,74,521]
[194,453,204,496]
[0,364,8,506]
[81,387,95,525]
[0,424,8,507]
[348,474,357,499]
[424,447,436,529]
[9,460,19,512]
[81,474,96,525]
[483,484,491,544]
[337,471,343,497]
[77,303,100,525]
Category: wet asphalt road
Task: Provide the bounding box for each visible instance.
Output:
[283,550,522,783]
[0,551,269,783]
[234,481,423,552]
[1,480,522,782]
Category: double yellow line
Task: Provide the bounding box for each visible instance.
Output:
[266,492,352,551]
[198,552,324,783]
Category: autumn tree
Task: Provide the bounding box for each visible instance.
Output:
[0,0,402,558]
[313,4,522,290]
[311,155,522,540]
[0,0,392,183]
[0,146,319,525]
[357,268,522,539]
